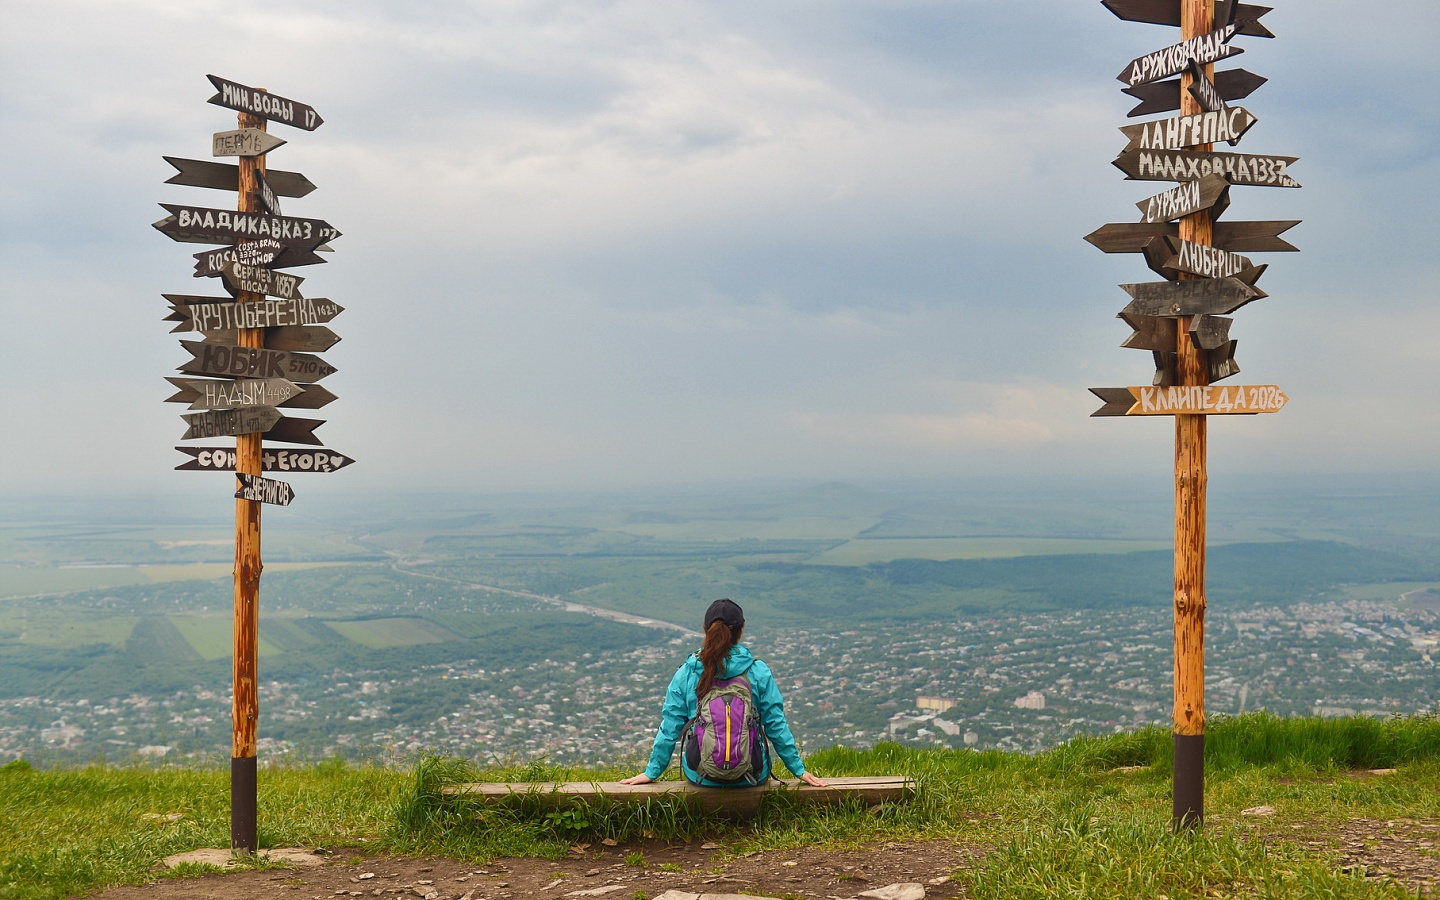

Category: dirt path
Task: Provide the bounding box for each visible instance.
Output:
[87,840,977,900]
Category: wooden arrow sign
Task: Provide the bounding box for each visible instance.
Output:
[235,473,295,506]
[1209,339,1241,382]
[155,204,340,249]
[193,241,323,276]
[212,128,286,158]
[253,169,283,217]
[181,405,281,440]
[263,416,325,445]
[179,340,337,382]
[163,157,317,197]
[1122,69,1266,117]
[1121,107,1257,151]
[221,262,304,300]
[175,446,356,473]
[207,75,323,131]
[1118,311,1178,352]
[199,325,341,353]
[1120,277,1264,317]
[1112,148,1300,187]
[1187,61,1228,113]
[169,377,303,410]
[1137,173,1230,224]
[1084,220,1300,254]
[1102,1,1275,38]
[1089,383,1284,417]
[1188,315,1234,351]
[1144,235,1261,281]
[170,296,343,331]
[165,377,337,409]
[1118,23,1242,86]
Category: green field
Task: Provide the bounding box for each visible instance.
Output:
[169,615,283,659]
[323,617,455,649]
[0,562,363,600]
[1338,581,1440,602]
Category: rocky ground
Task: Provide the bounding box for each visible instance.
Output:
[81,818,1440,899]
[89,839,976,900]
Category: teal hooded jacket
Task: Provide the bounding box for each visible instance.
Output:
[642,643,807,782]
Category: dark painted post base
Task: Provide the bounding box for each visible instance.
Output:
[232,756,258,854]
[1173,733,1204,830]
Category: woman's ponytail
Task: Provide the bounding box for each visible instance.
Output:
[696,619,738,701]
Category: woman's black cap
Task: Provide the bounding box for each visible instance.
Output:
[704,598,745,633]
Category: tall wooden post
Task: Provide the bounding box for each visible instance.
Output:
[232,106,267,855]
[1173,0,1213,831]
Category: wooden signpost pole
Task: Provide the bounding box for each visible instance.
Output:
[1172,0,1213,831]
[232,105,266,856]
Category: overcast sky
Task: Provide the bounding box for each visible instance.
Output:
[1,0,1435,496]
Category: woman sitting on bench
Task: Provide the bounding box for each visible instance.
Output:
[621,598,828,788]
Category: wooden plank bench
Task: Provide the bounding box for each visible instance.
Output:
[445,776,915,816]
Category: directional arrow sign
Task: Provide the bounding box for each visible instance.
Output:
[1084,220,1300,254]
[263,416,325,445]
[1089,384,1284,417]
[1187,61,1228,113]
[253,169,282,216]
[163,157,317,197]
[1188,315,1234,351]
[221,262,304,300]
[1123,69,1266,117]
[207,75,323,131]
[1144,235,1258,280]
[1209,339,1241,382]
[199,325,341,353]
[212,128,286,158]
[180,405,281,440]
[170,296,343,331]
[1137,172,1230,223]
[175,446,356,473]
[1121,107,1257,151]
[1118,311,1178,352]
[165,377,337,410]
[1112,148,1300,187]
[179,340,337,382]
[1102,1,1275,38]
[155,204,339,249]
[235,473,295,506]
[1120,277,1265,317]
[1118,23,1242,86]
[193,241,317,276]
[169,377,303,410]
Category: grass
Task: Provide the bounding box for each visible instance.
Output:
[5,714,1440,900]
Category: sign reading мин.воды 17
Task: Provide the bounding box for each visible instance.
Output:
[206,75,323,131]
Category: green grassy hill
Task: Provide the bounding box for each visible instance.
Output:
[5,714,1440,900]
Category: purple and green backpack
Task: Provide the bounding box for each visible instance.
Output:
[682,668,765,784]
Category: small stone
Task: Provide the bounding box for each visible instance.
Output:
[700,842,720,851]
[360,874,376,880]
[1241,805,1276,817]
[926,877,949,886]
[418,882,434,886]
[783,861,798,868]
[601,838,619,847]
[857,883,925,900]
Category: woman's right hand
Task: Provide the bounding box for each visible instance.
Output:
[619,774,653,785]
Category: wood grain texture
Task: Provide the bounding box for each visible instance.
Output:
[1084,220,1300,254]
[1122,68,1266,117]
[445,777,915,816]
[163,156,316,197]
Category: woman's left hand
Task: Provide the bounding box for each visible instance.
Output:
[619,774,653,785]
[799,772,829,787]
